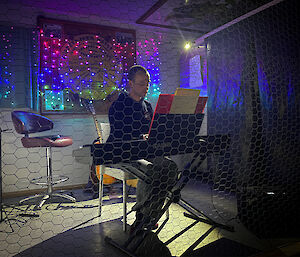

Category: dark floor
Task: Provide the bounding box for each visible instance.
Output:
[1,181,299,257]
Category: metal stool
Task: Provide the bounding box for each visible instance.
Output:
[11,111,76,209]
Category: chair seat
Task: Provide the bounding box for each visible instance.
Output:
[104,166,136,180]
[21,135,73,148]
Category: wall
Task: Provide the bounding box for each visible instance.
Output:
[0,0,199,194]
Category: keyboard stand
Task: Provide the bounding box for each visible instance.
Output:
[104,147,234,257]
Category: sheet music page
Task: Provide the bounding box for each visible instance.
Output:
[169,88,200,114]
[174,88,201,96]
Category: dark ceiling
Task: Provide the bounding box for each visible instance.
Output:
[18,0,277,36]
[139,0,276,34]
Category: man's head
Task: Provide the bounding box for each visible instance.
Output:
[127,65,150,101]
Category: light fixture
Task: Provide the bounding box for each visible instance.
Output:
[184,42,191,50]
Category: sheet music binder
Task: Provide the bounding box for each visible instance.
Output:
[147,92,207,139]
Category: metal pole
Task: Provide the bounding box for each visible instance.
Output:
[0,128,10,222]
[0,128,3,222]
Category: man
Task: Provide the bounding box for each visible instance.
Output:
[107,65,153,142]
[107,65,178,231]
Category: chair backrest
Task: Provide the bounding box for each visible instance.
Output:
[99,123,110,143]
[11,111,53,135]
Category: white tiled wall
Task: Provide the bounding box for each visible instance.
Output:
[0,109,111,193]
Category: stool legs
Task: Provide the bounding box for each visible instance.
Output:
[98,166,129,232]
[19,147,76,208]
[123,173,127,232]
[98,166,104,216]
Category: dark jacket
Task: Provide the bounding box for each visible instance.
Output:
[107,92,153,142]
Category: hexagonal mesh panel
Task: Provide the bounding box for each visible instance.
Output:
[203,0,300,239]
[0,0,299,257]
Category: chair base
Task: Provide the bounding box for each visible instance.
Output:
[19,191,76,209]
[31,175,69,186]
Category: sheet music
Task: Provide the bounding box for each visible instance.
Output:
[169,88,200,114]
[174,88,201,96]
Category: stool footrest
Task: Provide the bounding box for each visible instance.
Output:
[31,175,69,186]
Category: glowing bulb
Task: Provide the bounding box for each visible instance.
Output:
[184,42,191,50]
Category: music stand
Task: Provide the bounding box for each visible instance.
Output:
[97,113,234,256]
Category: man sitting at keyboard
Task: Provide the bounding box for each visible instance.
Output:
[107,65,178,233]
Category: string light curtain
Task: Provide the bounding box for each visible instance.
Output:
[38,17,136,114]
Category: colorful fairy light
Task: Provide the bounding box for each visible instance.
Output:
[39,31,136,111]
[0,26,15,106]
[1,25,163,111]
[137,38,162,104]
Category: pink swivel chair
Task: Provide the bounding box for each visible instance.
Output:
[11,111,76,209]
